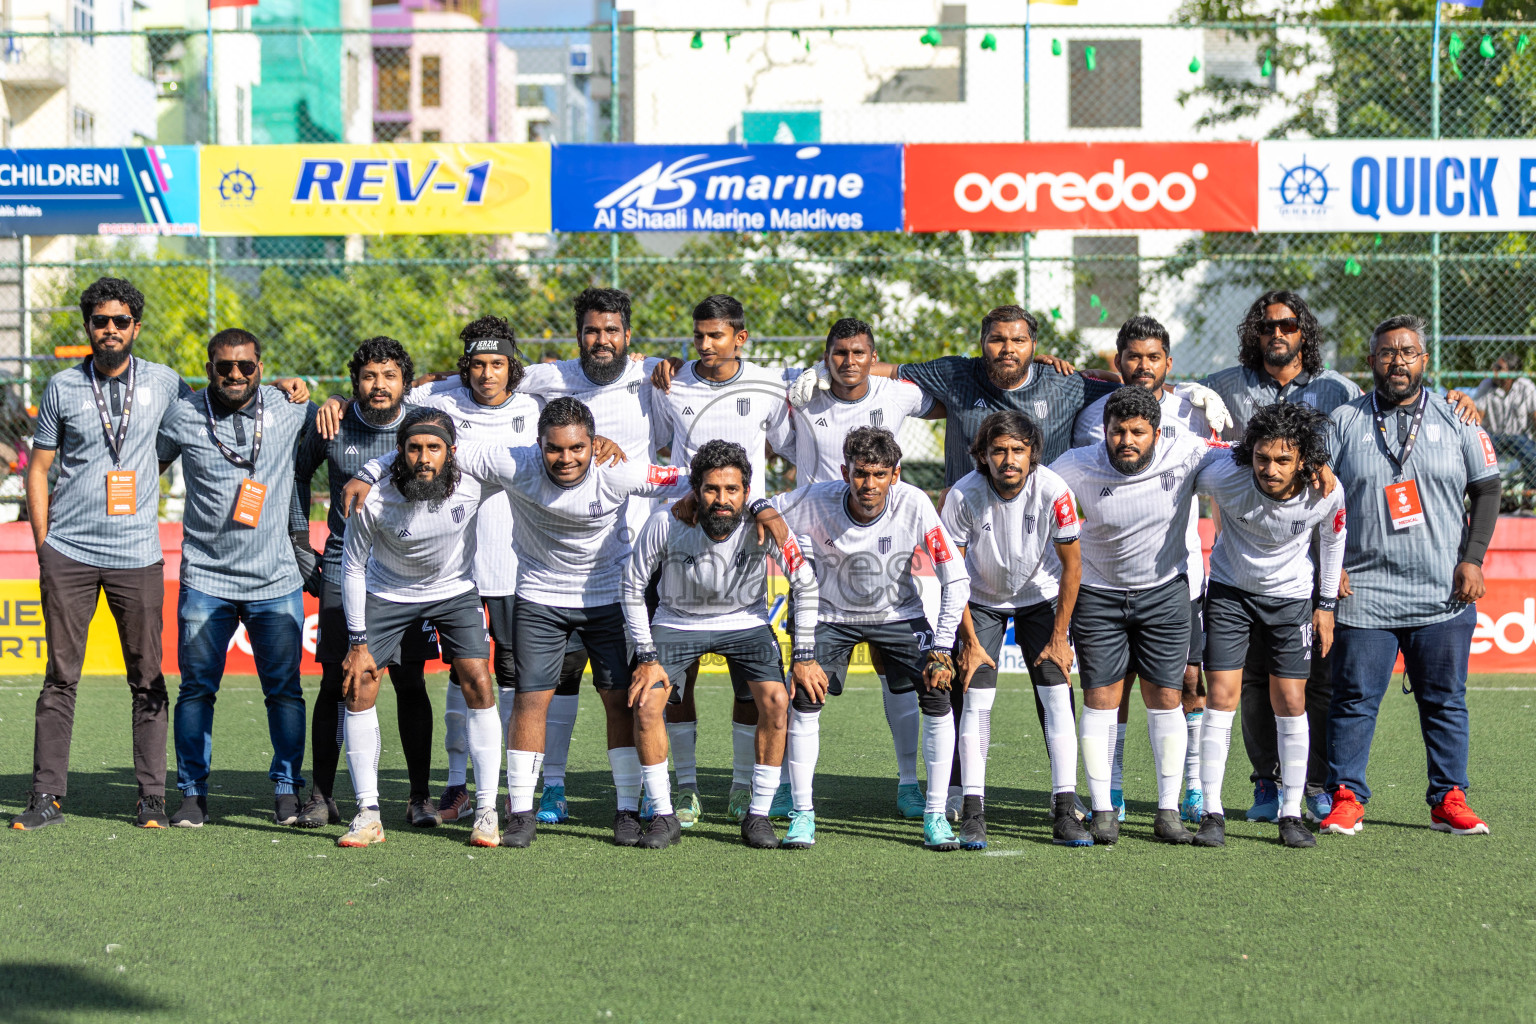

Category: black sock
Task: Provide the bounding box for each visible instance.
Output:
[311,665,344,799]
[390,663,434,801]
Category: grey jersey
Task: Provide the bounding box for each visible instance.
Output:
[622,507,818,651]
[32,357,191,569]
[1328,391,1500,629]
[772,480,970,647]
[1048,432,1223,592]
[785,375,931,487]
[650,360,793,498]
[1194,456,1346,601]
[940,466,1080,610]
[1200,364,1362,443]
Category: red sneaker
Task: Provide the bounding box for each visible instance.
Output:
[1430,788,1489,835]
[1319,786,1364,835]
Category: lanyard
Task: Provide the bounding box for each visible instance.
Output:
[203,388,263,475]
[1372,390,1427,475]
[87,358,135,467]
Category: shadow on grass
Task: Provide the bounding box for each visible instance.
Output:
[0,963,172,1022]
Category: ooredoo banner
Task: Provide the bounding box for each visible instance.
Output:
[1257,140,1536,232]
[903,142,1259,232]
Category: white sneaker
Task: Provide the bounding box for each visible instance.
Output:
[469,807,500,847]
[338,809,385,848]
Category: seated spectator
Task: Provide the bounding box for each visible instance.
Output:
[1473,353,1536,497]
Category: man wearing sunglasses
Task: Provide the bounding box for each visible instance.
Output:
[155,329,318,829]
[13,280,310,832]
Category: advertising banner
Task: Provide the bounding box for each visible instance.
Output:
[551,143,903,231]
[904,142,1259,232]
[1258,140,1536,232]
[0,146,200,237]
[199,143,551,236]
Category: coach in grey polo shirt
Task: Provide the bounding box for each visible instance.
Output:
[1321,314,1501,837]
[156,328,317,829]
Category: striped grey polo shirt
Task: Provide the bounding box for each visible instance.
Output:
[32,357,191,569]
[1200,364,1361,443]
[157,385,316,602]
[1327,390,1499,630]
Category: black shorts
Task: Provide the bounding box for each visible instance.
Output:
[512,597,629,693]
[968,601,1065,689]
[1187,596,1205,667]
[364,590,486,670]
[652,624,785,704]
[1070,575,1189,690]
[1203,579,1313,679]
[811,618,950,715]
[317,576,439,665]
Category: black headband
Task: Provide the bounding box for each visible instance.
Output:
[400,423,455,448]
[463,335,518,361]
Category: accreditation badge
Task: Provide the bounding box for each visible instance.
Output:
[106,471,137,516]
[232,478,268,527]
[1384,479,1424,530]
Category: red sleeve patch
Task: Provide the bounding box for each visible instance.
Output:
[925,525,955,563]
[647,464,680,486]
[1053,491,1078,528]
[780,535,805,575]
[1478,429,1498,468]
[1204,438,1232,449]
[1333,507,1346,534]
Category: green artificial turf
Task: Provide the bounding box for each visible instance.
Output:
[0,673,1533,1023]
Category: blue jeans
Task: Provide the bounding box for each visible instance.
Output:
[174,584,307,797]
[1326,604,1476,806]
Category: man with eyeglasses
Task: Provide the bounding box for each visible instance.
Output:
[155,329,319,828]
[12,279,308,832]
[1317,315,1500,838]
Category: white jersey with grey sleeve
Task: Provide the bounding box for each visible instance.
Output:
[341,472,498,635]
[1048,432,1224,592]
[785,375,932,487]
[1193,456,1346,601]
[1073,383,1212,600]
[650,360,793,498]
[771,480,970,648]
[621,508,818,652]
[939,466,1081,610]
[406,381,540,596]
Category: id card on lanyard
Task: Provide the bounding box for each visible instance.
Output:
[88,359,136,516]
[204,390,265,527]
[1373,391,1427,531]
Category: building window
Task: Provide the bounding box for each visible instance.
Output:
[1068,39,1141,129]
[72,0,95,41]
[1073,236,1139,329]
[1202,31,1277,91]
[517,84,545,108]
[870,3,966,103]
[421,129,441,142]
[421,56,441,108]
[373,121,409,143]
[72,107,95,146]
[376,48,411,113]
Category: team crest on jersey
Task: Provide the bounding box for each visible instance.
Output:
[1022,513,1035,529]
[589,500,603,517]
[1300,393,1318,408]
[1425,423,1441,442]
[451,504,466,524]
[1162,426,1176,438]
[512,416,525,433]
[1291,520,1306,535]
[878,536,892,554]
[870,409,884,428]
[737,397,751,417]
[1160,471,1177,491]
[628,380,642,394]
[1034,400,1048,418]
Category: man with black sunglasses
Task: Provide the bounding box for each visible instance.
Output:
[155,329,318,828]
[12,279,309,832]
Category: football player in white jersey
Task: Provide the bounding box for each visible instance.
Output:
[647,294,795,822]
[942,411,1093,849]
[1190,402,1343,849]
[624,440,823,849]
[1072,316,1213,824]
[336,410,505,849]
[770,427,972,851]
[1049,387,1226,845]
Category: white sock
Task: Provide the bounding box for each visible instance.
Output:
[1110,721,1127,792]
[666,721,698,789]
[749,762,779,817]
[444,684,469,787]
[788,708,821,812]
[882,680,920,786]
[1200,708,1235,817]
[506,750,537,813]
[1035,684,1077,795]
[641,761,673,817]
[343,706,381,807]
[497,686,516,748]
[731,721,755,788]
[608,746,642,812]
[542,694,579,788]
[1080,706,1117,812]
[959,687,996,797]
[1146,707,1188,811]
[1185,709,1204,790]
[1277,713,1309,820]
[465,707,502,813]
[920,711,957,814]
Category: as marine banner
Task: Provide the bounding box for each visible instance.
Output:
[199,143,551,236]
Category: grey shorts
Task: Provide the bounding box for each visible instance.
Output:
[318,575,438,665]
[967,601,1065,690]
[364,590,487,670]
[652,624,785,703]
[1204,579,1313,679]
[512,597,629,693]
[1070,575,1190,690]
